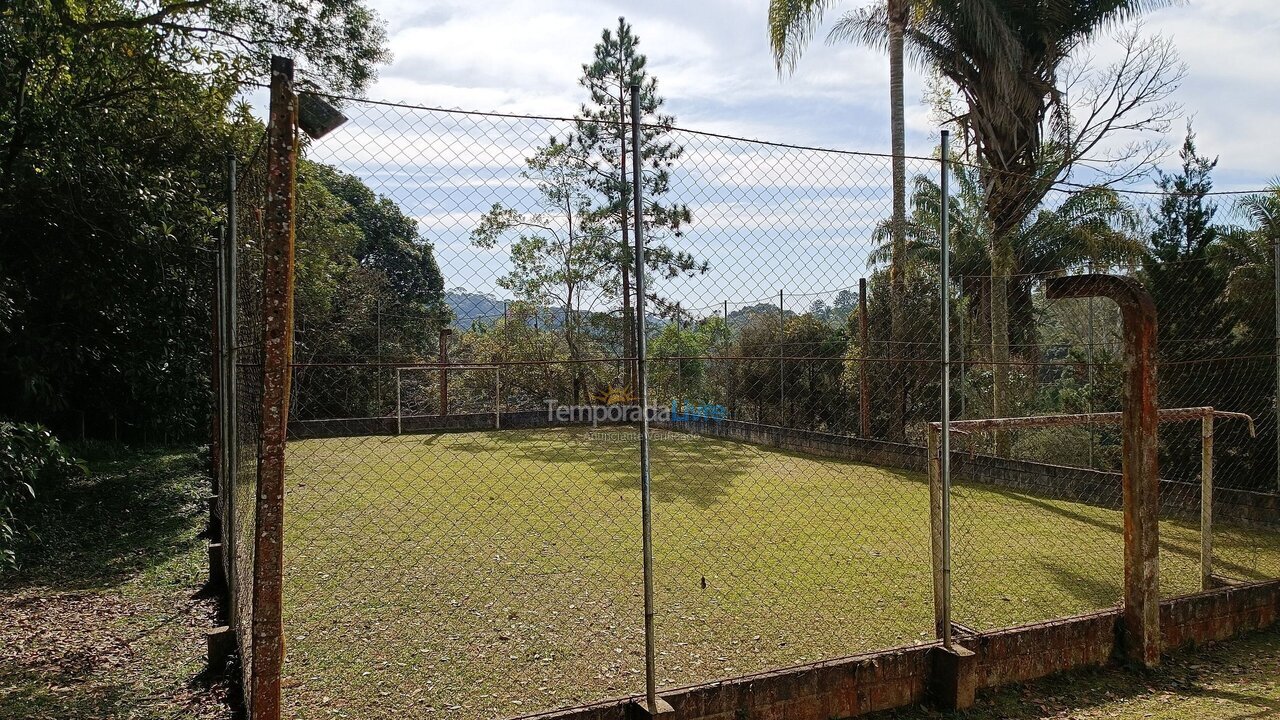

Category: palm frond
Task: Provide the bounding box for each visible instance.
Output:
[769,0,843,75]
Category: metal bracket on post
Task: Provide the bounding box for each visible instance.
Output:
[1046,274,1160,667]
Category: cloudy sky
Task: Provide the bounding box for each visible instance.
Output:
[304,1,1280,306]
[359,0,1278,187]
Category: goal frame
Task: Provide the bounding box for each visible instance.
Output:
[926,406,1254,647]
[394,363,503,434]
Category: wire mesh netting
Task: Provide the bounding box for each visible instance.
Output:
[213,134,270,711]
[212,94,1280,719]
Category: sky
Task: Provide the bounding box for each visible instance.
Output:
[302,0,1280,310]
[359,0,1279,185]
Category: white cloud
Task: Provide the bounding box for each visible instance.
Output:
[329,0,1278,302]
[358,0,1276,179]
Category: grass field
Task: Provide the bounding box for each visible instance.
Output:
[281,427,1280,720]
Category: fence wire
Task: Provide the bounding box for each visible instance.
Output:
[214,94,1280,719]
[213,137,270,712]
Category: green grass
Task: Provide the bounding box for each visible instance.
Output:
[0,448,229,720]
[282,427,1280,720]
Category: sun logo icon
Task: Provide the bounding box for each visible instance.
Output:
[594,384,637,405]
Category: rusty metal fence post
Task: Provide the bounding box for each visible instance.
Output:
[1202,408,1214,590]
[1046,274,1161,667]
[251,54,299,720]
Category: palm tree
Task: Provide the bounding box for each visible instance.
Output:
[1216,183,1280,339]
[834,0,1172,454]
[870,161,1143,347]
[769,0,912,440]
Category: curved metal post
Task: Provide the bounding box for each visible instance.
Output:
[1046,274,1160,667]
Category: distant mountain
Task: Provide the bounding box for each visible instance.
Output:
[446,289,672,333]
[445,290,571,330]
[445,290,507,329]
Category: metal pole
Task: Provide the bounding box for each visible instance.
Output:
[224,154,239,495]
[213,231,225,499]
[1274,227,1279,492]
[957,278,965,419]
[859,278,871,437]
[439,328,451,416]
[631,83,660,713]
[396,368,402,436]
[939,129,953,647]
[928,426,948,646]
[724,299,731,412]
[779,289,785,425]
[495,367,501,430]
[376,298,383,407]
[1201,409,1214,590]
[1089,294,1096,467]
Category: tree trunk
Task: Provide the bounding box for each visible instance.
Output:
[990,232,1013,456]
[620,135,635,395]
[887,0,908,442]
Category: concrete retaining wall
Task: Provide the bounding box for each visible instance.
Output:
[513,579,1280,720]
[657,417,1280,528]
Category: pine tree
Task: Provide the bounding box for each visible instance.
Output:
[1143,126,1229,478]
[572,17,702,390]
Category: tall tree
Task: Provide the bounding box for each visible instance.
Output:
[837,1,1179,453]
[872,159,1142,351]
[471,140,613,404]
[573,17,701,392]
[768,0,912,440]
[0,0,389,439]
[1142,128,1230,480]
[1215,183,1280,490]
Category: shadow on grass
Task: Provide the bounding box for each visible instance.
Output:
[973,485,1280,581]
[1,448,204,592]
[0,679,148,720]
[1036,558,1122,608]
[0,652,223,720]
[434,428,758,508]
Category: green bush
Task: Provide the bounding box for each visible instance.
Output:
[0,422,81,568]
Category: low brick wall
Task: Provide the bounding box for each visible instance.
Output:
[514,579,1280,720]
[657,417,1280,527]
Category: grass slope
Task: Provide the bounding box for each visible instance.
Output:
[282,427,1280,719]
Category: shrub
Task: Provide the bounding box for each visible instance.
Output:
[0,422,82,568]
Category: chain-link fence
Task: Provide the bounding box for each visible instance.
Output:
[213,86,1280,719]
[212,134,268,712]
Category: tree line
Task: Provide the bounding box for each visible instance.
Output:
[0,0,445,442]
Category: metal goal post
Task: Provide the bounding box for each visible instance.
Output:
[926,406,1255,647]
[394,363,503,434]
